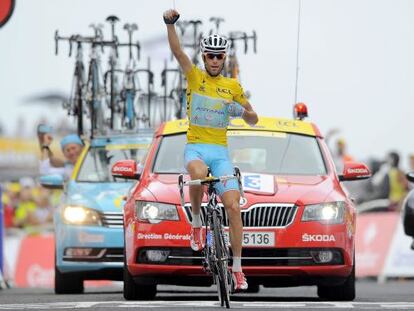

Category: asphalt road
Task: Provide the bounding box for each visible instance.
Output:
[1,279,414,310]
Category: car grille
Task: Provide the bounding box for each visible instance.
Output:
[100,212,123,228]
[183,203,297,228]
[136,247,344,266]
[63,248,124,262]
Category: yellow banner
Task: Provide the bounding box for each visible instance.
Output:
[162,117,316,137]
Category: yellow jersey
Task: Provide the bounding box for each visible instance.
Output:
[185,65,248,146]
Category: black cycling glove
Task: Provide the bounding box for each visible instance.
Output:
[164,14,180,25]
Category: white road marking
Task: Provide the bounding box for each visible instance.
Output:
[2,301,414,309]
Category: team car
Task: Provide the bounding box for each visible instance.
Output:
[112,105,371,301]
[40,130,153,294]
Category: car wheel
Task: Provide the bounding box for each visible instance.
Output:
[54,265,84,294]
[317,260,355,301]
[123,247,156,300]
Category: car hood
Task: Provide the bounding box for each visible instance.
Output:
[65,181,133,212]
[146,173,340,207]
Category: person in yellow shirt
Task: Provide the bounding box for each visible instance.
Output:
[164,9,258,291]
[387,151,408,210]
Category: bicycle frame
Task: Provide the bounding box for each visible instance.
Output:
[86,42,106,136]
[122,58,138,129]
[69,40,86,136]
[161,62,187,119]
[203,181,232,308]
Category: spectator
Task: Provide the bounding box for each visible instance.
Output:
[30,187,53,228]
[37,124,84,179]
[408,153,414,190]
[387,151,408,210]
[2,182,20,229]
[325,129,354,173]
[13,177,37,229]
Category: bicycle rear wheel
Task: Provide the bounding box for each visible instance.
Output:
[212,211,231,308]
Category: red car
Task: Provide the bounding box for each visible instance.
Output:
[113,112,371,301]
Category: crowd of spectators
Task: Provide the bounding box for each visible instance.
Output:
[326,129,412,211]
[2,177,60,235]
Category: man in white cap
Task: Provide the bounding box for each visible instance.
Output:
[37,124,84,179]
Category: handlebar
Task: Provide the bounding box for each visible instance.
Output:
[178,169,243,207]
[123,23,140,60]
[55,30,121,57]
[209,17,225,34]
[228,31,257,54]
[183,175,237,186]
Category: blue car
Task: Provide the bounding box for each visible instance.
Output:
[40,130,153,294]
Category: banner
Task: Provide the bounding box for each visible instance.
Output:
[6,233,114,288]
[381,221,414,278]
[355,212,399,277]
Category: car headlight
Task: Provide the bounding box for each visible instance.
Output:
[136,201,179,224]
[302,202,345,224]
[63,206,102,226]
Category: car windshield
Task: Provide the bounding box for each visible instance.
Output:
[77,146,148,182]
[153,132,327,175]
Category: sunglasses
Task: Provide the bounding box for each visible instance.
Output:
[205,53,225,60]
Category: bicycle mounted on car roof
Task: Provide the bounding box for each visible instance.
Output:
[55,16,160,136]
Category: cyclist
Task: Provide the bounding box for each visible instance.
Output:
[38,125,84,179]
[163,9,258,292]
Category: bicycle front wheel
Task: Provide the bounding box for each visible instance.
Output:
[212,211,231,309]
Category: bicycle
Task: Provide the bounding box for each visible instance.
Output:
[160,60,186,119]
[178,167,243,309]
[104,15,121,130]
[224,31,257,80]
[104,22,141,130]
[134,58,155,128]
[55,31,86,136]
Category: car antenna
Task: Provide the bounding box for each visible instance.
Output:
[294,0,303,105]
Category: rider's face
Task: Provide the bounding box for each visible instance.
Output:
[203,53,226,77]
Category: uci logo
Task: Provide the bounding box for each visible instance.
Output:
[276,120,299,129]
[216,87,232,96]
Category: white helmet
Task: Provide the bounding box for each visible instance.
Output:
[200,34,229,54]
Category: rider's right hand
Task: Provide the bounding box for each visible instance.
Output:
[163,9,180,25]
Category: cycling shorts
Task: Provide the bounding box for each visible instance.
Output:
[184,143,239,196]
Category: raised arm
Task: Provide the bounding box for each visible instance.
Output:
[38,131,65,167]
[163,9,192,74]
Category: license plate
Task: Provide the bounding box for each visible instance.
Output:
[224,231,275,247]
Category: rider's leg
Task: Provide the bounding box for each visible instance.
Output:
[222,189,248,291]
[186,160,208,251]
[186,159,208,217]
[212,148,248,291]
[221,190,242,259]
[184,144,209,218]
[184,144,209,251]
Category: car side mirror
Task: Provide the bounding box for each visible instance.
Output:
[112,160,141,180]
[338,162,371,182]
[39,174,64,189]
[406,172,414,183]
